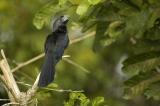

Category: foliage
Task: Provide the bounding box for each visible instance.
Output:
[144,82,160,100]
[122,51,160,76]
[64,92,106,106]
[123,71,160,99]
[33,0,160,102]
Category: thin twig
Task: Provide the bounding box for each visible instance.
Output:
[35,98,38,106]
[63,58,90,73]
[17,81,83,93]
[69,31,95,44]
[11,53,44,73]
[31,73,40,90]
[2,102,19,106]
[0,99,10,101]
[42,88,84,93]
[11,32,95,73]
[1,50,7,62]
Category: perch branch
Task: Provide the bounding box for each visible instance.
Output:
[0,76,16,102]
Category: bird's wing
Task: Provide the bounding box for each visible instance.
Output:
[64,34,69,49]
[44,34,57,53]
[53,34,69,63]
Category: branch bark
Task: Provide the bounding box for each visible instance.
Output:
[0,50,20,102]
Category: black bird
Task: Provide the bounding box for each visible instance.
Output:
[38,16,69,87]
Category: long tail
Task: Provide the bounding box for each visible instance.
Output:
[38,52,55,87]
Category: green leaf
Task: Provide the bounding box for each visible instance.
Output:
[144,82,160,100]
[88,0,101,5]
[131,39,160,54]
[148,0,160,6]
[59,0,67,6]
[92,97,104,106]
[47,83,58,88]
[33,1,68,29]
[145,19,160,40]
[68,0,81,4]
[123,71,160,99]
[125,8,151,38]
[33,2,57,29]
[106,21,125,38]
[96,4,122,22]
[64,92,90,106]
[122,51,160,76]
[82,19,96,32]
[80,5,102,32]
[101,38,116,46]
[93,21,109,51]
[147,8,160,29]
[76,1,90,16]
[92,4,125,50]
[129,0,143,9]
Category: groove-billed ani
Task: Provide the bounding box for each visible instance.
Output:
[38,16,69,87]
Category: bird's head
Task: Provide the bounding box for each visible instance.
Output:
[52,15,69,32]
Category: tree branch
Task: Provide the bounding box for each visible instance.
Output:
[0,50,20,101]
[11,53,44,73]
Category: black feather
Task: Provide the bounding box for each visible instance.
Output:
[38,51,55,87]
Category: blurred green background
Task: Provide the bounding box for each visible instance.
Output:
[1,0,160,106]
